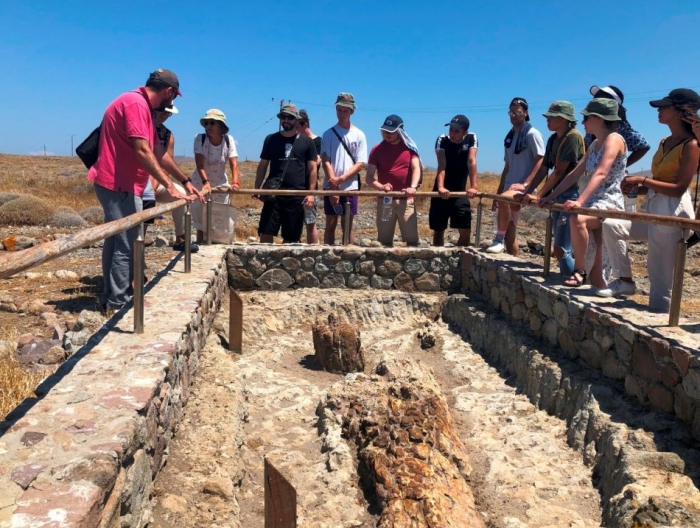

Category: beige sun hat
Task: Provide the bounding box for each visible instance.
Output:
[200,109,229,133]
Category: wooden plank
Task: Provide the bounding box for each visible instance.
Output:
[229,287,242,354]
[264,457,296,528]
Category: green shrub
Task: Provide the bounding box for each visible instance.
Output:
[50,206,88,228]
[79,206,104,225]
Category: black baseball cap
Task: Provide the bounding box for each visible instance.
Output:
[649,88,700,108]
[379,114,404,132]
[148,68,182,96]
[445,114,469,131]
[509,97,529,121]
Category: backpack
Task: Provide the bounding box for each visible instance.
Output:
[75,124,102,169]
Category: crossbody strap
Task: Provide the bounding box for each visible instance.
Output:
[331,126,361,188]
[331,127,356,164]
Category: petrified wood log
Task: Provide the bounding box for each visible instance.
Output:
[312,313,364,374]
[320,358,485,527]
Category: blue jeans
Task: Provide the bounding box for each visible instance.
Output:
[95,184,142,309]
[551,188,578,277]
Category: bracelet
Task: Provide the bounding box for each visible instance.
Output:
[182,177,192,185]
[642,177,648,187]
[201,178,209,184]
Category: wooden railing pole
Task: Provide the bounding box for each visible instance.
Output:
[229,287,242,354]
[133,226,145,334]
[669,239,687,327]
[342,202,351,246]
[206,195,213,245]
[475,199,483,247]
[184,205,192,274]
[543,213,553,278]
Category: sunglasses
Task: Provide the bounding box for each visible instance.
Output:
[203,120,219,127]
[280,115,297,121]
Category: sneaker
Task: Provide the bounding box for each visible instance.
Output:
[596,279,636,298]
[486,240,505,254]
[173,242,200,253]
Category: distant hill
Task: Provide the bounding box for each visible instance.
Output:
[629,169,652,177]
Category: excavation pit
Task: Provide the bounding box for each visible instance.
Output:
[1,245,700,528]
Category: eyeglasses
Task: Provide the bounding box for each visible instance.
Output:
[280,115,297,121]
[203,120,221,127]
[508,110,525,117]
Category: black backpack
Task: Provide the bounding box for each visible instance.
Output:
[75,124,102,169]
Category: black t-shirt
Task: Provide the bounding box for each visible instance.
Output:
[432,133,478,191]
[260,133,318,190]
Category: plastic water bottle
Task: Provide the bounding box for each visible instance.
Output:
[381,196,393,222]
[625,187,638,212]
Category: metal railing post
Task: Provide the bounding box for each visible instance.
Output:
[206,195,213,245]
[543,212,553,277]
[184,204,192,274]
[342,202,351,246]
[475,199,483,247]
[669,239,687,326]
[133,225,145,334]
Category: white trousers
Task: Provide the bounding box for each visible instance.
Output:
[602,190,694,312]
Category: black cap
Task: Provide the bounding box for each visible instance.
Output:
[379,114,404,132]
[148,68,182,96]
[445,114,469,131]
[649,88,700,108]
[509,97,528,110]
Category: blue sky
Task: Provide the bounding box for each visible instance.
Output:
[1,1,699,173]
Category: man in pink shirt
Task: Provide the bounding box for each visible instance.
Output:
[366,115,421,246]
[88,68,197,311]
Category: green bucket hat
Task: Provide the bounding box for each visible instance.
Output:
[276,103,301,119]
[543,101,576,122]
[581,98,621,121]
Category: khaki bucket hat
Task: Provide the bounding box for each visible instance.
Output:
[200,109,229,133]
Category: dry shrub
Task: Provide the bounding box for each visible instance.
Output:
[0,357,41,419]
[70,182,94,196]
[0,195,55,225]
[50,206,88,228]
[0,193,22,207]
[80,205,104,225]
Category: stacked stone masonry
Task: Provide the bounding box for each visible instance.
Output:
[460,250,700,442]
[226,245,464,293]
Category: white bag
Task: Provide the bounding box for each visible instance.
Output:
[201,202,237,244]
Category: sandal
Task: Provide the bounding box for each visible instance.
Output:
[563,270,587,288]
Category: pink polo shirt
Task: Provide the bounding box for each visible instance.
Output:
[87,87,156,196]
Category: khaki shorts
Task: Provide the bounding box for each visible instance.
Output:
[376,197,419,246]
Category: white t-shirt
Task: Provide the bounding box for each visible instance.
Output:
[321,125,367,191]
[191,133,238,191]
[503,127,545,188]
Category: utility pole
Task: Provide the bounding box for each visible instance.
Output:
[43,145,47,157]
[70,134,75,156]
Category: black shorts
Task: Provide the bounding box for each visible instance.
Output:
[258,196,305,242]
[143,199,156,225]
[428,197,472,231]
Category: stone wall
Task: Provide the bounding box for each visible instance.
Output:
[0,246,228,528]
[460,251,700,441]
[226,245,463,292]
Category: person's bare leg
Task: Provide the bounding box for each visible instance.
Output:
[432,230,445,246]
[324,216,338,245]
[589,227,605,288]
[306,223,319,244]
[456,228,471,246]
[505,223,519,256]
